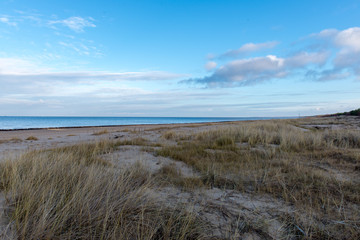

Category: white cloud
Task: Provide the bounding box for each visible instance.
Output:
[0,98,46,105]
[0,71,184,83]
[0,58,46,73]
[0,57,185,101]
[313,27,360,53]
[315,28,338,38]
[218,41,279,59]
[334,27,360,51]
[186,51,329,87]
[0,58,189,115]
[332,28,360,77]
[285,51,328,68]
[49,17,96,32]
[187,55,288,87]
[205,61,217,71]
[312,27,360,80]
[333,51,360,68]
[225,55,284,74]
[0,58,183,82]
[0,17,17,26]
[189,27,360,87]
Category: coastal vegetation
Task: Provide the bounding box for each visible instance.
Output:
[157,119,360,238]
[0,142,204,239]
[0,116,359,239]
[25,136,38,141]
[330,108,360,117]
[92,129,110,136]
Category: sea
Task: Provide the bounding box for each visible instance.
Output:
[0,116,293,130]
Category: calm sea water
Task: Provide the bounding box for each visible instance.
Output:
[0,116,291,130]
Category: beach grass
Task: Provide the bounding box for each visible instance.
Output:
[156,120,360,239]
[0,141,205,240]
[25,136,38,141]
[92,129,109,135]
[0,117,359,239]
[0,138,22,144]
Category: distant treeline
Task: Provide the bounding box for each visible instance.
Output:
[333,108,360,116]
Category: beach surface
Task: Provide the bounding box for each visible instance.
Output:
[0,115,359,239]
[1,115,359,156]
[0,122,233,158]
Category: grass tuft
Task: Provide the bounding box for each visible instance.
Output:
[25,136,38,141]
[0,137,22,144]
[92,129,109,135]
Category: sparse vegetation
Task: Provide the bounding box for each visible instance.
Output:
[156,164,204,190]
[116,137,148,146]
[349,108,360,116]
[331,108,360,116]
[25,136,38,141]
[0,137,22,144]
[162,131,190,141]
[162,130,176,140]
[92,129,109,135]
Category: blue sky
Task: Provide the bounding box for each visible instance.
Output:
[0,0,359,117]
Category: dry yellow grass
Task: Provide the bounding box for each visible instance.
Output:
[0,141,205,240]
[25,136,38,141]
[157,120,360,239]
[156,164,204,190]
[0,138,22,144]
[92,129,109,135]
[162,130,177,140]
[0,118,359,239]
[162,130,190,141]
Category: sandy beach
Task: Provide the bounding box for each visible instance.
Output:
[1,115,359,155]
[0,121,235,157]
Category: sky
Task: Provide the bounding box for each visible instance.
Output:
[0,0,360,117]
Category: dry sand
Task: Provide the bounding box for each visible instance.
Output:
[0,122,226,160]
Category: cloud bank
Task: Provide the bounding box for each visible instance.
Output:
[189,27,360,87]
[308,27,360,82]
[0,71,183,82]
[0,58,182,82]
[0,57,185,101]
[187,51,328,87]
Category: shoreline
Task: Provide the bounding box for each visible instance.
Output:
[0,118,306,158]
[0,116,299,131]
[0,120,247,155]
[0,120,239,132]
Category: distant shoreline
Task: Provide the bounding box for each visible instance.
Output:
[0,116,297,131]
[0,121,236,131]
[0,120,277,156]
